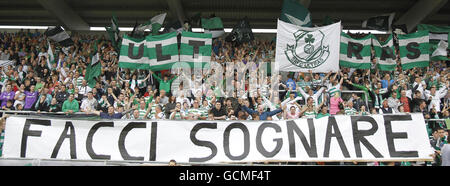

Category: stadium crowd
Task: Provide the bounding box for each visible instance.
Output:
[0,29,448,165]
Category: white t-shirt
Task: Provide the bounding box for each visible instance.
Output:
[14,91,25,107]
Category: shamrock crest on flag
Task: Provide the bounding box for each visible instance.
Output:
[285,29,330,69]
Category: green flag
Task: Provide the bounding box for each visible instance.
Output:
[180,31,212,68]
[431,40,449,61]
[137,13,167,35]
[280,0,312,27]
[118,32,178,71]
[201,17,225,38]
[398,30,430,70]
[339,32,372,69]
[105,15,121,52]
[373,34,397,71]
[85,42,101,88]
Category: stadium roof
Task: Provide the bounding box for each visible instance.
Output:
[0,0,448,32]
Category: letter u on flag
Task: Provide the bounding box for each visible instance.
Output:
[118,32,178,71]
[276,20,340,72]
[339,33,372,69]
[180,31,212,68]
[373,34,397,71]
[119,34,150,69]
[398,30,430,70]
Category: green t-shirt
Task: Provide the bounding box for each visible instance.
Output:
[152,73,177,93]
[35,82,44,91]
[316,113,330,119]
[62,99,79,113]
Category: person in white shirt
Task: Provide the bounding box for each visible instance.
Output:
[424,84,448,112]
[77,80,92,97]
[80,91,98,112]
[297,86,326,107]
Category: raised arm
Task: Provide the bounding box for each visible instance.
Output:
[267,108,282,116]
[297,86,308,98]
[242,105,257,115]
[151,71,162,82]
[314,87,325,98]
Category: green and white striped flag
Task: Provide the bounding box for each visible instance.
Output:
[119,32,178,71]
[118,34,150,69]
[147,32,179,71]
[417,24,450,48]
[180,31,212,68]
[339,33,372,69]
[416,24,449,61]
[398,30,430,70]
[373,34,397,71]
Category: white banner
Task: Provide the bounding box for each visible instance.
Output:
[276,20,341,73]
[3,114,433,163]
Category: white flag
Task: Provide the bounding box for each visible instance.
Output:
[276,20,341,72]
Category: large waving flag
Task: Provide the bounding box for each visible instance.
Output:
[44,26,73,47]
[417,24,450,61]
[431,40,449,61]
[225,17,254,44]
[362,13,395,31]
[398,30,430,70]
[46,39,55,70]
[276,19,340,72]
[280,0,312,27]
[106,15,121,52]
[339,33,372,69]
[137,13,167,35]
[417,24,450,48]
[201,17,225,38]
[85,41,102,88]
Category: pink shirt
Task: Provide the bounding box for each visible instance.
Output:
[330,97,343,115]
[286,111,300,119]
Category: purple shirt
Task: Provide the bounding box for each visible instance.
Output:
[0,91,15,107]
[24,91,39,109]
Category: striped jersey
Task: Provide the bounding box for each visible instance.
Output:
[138,108,147,119]
[189,108,202,116]
[303,110,316,118]
[76,77,84,87]
[344,107,357,115]
[171,111,182,120]
[328,84,341,97]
